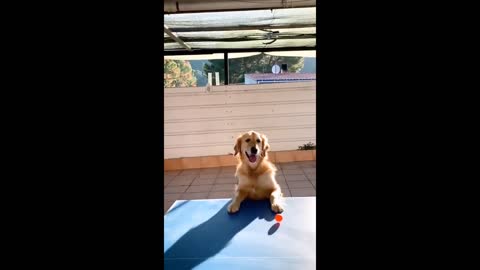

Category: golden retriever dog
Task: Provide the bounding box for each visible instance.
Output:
[227,130,284,214]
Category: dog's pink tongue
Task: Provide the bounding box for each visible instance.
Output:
[248,155,257,163]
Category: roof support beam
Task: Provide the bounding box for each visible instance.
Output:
[163,46,316,55]
[224,52,229,85]
[163,25,192,51]
[164,34,317,43]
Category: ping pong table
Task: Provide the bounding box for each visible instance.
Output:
[164,197,316,269]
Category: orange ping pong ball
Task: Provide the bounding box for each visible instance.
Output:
[275,214,283,222]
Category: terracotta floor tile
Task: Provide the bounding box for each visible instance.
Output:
[290,188,316,196]
[167,175,196,186]
[197,173,219,179]
[200,167,220,174]
[164,193,182,201]
[216,172,235,178]
[164,174,176,181]
[215,177,237,184]
[191,178,215,185]
[208,191,233,199]
[287,180,314,189]
[282,169,305,175]
[282,189,292,197]
[186,185,212,193]
[295,161,315,167]
[280,163,301,169]
[180,192,209,200]
[211,184,235,192]
[306,174,316,181]
[278,182,288,190]
[164,178,172,187]
[285,174,308,181]
[179,169,201,176]
[164,162,316,203]
[302,167,316,174]
[164,186,188,194]
[220,166,236,172]
[165,170,181,176]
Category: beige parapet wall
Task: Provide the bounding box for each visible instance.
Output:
[164,150,316,171]
[164,81,316,159]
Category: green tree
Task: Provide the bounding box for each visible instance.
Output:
[203,53,304,84]
[164,60,197,88]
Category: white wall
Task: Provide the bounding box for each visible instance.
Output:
[164,81,316,159]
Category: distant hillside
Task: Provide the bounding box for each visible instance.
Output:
[190,60,209,86]
[190,60,208,71]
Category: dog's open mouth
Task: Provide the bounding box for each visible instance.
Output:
[245,151,257,163]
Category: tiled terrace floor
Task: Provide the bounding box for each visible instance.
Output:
[164,160,316,214]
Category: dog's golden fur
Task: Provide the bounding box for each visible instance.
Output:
[227,130,284,214]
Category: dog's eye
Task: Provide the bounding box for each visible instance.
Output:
[256,139,261,143]
[246,139,250,142]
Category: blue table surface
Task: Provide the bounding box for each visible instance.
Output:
[164,197,316,270]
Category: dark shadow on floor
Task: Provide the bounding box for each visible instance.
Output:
[164,199,276,270]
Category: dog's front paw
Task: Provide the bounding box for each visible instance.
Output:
[271,203,284,213]
[227,203,240,214]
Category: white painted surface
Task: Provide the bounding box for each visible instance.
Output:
[164,82,316,159]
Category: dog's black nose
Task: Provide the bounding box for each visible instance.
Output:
[251,147,258,154]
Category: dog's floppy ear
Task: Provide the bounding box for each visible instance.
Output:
[261,134,270,157]
[233,135,242,156]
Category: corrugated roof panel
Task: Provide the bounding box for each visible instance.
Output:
[164,8,315,31]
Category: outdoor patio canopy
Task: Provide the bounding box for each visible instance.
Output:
[164,6,316,55]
